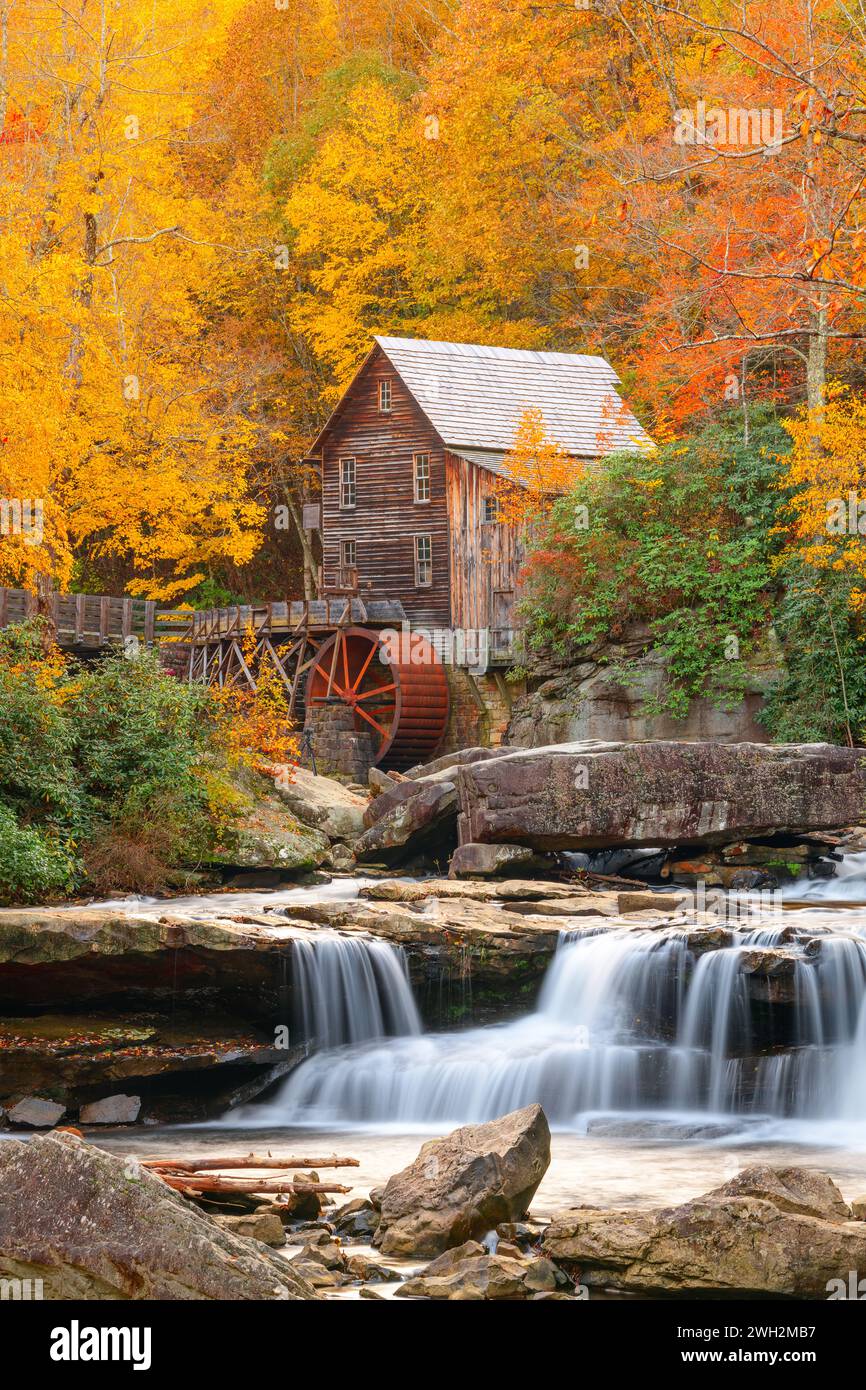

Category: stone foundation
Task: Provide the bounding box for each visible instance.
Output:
[303,701,376,781]
[441,667,524,755]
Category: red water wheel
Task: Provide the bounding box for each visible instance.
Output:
[306,626,449,770]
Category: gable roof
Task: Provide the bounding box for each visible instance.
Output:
[311,335,653,459]
[375,336,653,456]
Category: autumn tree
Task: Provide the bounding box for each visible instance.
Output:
[0,0,266,601]
[596,0,866,416]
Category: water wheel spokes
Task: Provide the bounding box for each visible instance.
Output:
[305,625,449,769]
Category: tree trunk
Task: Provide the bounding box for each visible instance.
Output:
[806,290,828,412]
[281,482,318,599]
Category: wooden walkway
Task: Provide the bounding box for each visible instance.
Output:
[166,597,408,711]
[0,587,157,650]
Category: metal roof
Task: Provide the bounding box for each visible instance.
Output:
[374,336,653,456]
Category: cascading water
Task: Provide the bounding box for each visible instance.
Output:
[234,909,866,1132]
[290,932,421,1049]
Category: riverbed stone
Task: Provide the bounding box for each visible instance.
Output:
[332,1197,379,1239]
[448,842,551,878]
[542,1164,865,1297]
[212,1212,287,1247]
[358,877,588,903]
[374,1103,551,1258]
[7,1097,65,1128]
[396,1247,564,1300]
[0,1132,317,1299]
[79,1093,141,1125]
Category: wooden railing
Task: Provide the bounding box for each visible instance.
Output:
[0,588,156,649]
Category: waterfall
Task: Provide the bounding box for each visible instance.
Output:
[235,914,866,1131]
[290,933,421,1049]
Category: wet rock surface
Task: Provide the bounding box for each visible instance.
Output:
[374,1103,551,1258]
[0,1010,304,1121]
[542,1164,866,1297]
[0,1132,317,1299]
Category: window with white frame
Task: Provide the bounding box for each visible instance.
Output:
[414,453,431,503]
[482,494,500,523]
[378,378,392,412]
[339,457,356,509]
[415,534,432,587]
[340,539,356,569]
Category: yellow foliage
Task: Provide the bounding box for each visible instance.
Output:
[0,0,264,599]
[495,408,585,527]
[208,626,299,776]
[775,386,866,600]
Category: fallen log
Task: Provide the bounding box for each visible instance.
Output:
[157,1175,352,1195]
[141,1154,359,1172]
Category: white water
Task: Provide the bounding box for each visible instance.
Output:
[290,932,421,1049]
[68,854,866,1146]
[81,875,378,918]
[228,906,866,1136]
[781,849,866,902]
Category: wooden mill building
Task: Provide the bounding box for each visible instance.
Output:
[310,336,652,651]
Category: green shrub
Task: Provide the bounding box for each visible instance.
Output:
[67,650,212,824]
[520,410,786,717]
[0,804,77,903]
[0,666,79,832]
[0,633,228,898]
[760,566,866,744]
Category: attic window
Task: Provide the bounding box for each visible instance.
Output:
[482,495,500,524]
[414,453,431,503]
[379,378,392,412]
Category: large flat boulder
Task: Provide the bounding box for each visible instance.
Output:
[0,1132,317,1299]
[0,910,291,1014]
[542,1164,866,1297]
[457,741,866,850]
[374,1104,551,1258]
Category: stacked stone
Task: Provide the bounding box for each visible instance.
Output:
[304,702,375,780]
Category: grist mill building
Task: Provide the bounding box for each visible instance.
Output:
[310,335,652,653]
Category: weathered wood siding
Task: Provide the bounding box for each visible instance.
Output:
[320,346,451,626]
[445,452,525,637]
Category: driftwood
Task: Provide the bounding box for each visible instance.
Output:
[157,1175,352,1195]
[141,1154,359,1172]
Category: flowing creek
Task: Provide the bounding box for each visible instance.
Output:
[72,865,866,1248]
